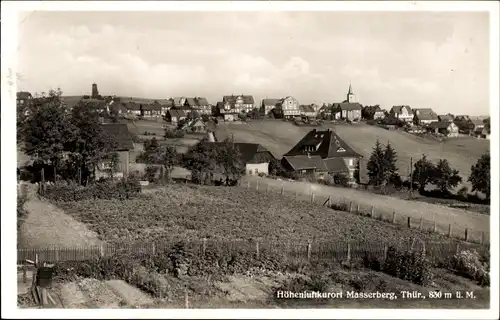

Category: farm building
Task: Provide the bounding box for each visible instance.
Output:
[141,103,162,118]
[362,105,385,120]
[283,128,362,182]
[281,155,330,180]
[413,108,439,125]
[425,121,459,137]
[98,123,134,178]
[165,109,187,124]
[390,105,414,123]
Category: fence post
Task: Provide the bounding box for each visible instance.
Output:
[100,245,105,258]
[448,224,452,238]
[370,206,375,218]
[464,229,468,242]
[295,190,298,199]
[256,241,260,259]
[481,232,485,245]
[346,242,351,262]
[55,249,59,262]
[184,288,189,308]
[281,186,284,195]
[356,204,360,214]
[202,238,207,256]
[419,218,423,230]
[327,196,331,207]
[422,241,426,256]
[407,217,411,228]
[311,193,315,204]
[307,241,312,261]
[266,184,269,193]
[433,222,437,233]
[456,242,460,254]
[256,180,259,191]
[392,211,396,224]
[384,244,388,262]
[349,202,353,213]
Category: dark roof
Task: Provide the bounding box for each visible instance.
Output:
[262,98,280,106]
[223,95,255,105]
[168,109,186,118]
[391,105,413,115]
[204,142,275,164]
[427,121,453,129]
[323,158,349,173]
[414,109,438,121]
[216,101,224,109]
[185,98,197,107]
[195,97,209,106]
[471,119,485,126]
[284,129,362,159]
[333,103,362,111]
[283,155,328,171]
[142,103,162,111]
[124,102,141,110]
[101,124,134,151]
[300,105,316,113]
[438,114,454,122]
[17,91,32,100]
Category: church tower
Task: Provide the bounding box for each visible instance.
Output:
[91,83,99,99]
[347,82,357,103]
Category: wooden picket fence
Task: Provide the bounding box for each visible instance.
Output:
[17,238,488,265]
[245,179,490,245]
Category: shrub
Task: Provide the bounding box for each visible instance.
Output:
[333,173,350,187]
[258,172,266,177]
[164,128,185,138]
[17,188,28,230]
[44,179,141,202]
[144,165,160,183]
[381,246,434,286]
[330,202,349,212]
[457,186,469,198]
[449,249,490,286]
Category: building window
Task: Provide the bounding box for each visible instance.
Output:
[348,159,353,166]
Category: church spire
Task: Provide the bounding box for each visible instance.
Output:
[348,82,353,95]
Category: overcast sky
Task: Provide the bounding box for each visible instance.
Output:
[17,11,489,115]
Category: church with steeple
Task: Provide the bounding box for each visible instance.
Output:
[346,82,357,103]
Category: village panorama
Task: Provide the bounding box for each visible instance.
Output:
[12,8,493,314]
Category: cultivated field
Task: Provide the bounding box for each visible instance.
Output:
[244,176,490,242]
[55,184,455,246]
[216,120,490,185]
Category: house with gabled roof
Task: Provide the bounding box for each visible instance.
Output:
[261,98,280,116]
[275,96,301,119]
[201,141,275,176]
[98,123,134,178]
[390,105,414,123]
[282,128,362,182]
[299,104,317,118]
[165,109,187,124]
[413,108,439,125]
[425,121,459,137]
[219,94,255,121]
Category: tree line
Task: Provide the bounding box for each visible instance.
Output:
[17,89,119,185]
[365,140,490,199]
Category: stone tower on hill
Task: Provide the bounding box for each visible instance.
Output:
[91,83,99,99]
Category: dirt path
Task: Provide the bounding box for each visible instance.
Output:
[18,194,103,249]
[244,176,490,239]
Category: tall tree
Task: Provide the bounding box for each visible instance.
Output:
[182,139,218,185]
[18,88,74,170]
[468,153,490,198]
[160,146,179,181]
[216,139,245,183]
[412,155,436,193]
[69,100,117,183]
[433,159,462,194]
[366,140,387,186]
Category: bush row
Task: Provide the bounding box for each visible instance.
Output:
[44,179,142,202]
[363,246,434,286]
[448,249,490,286]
